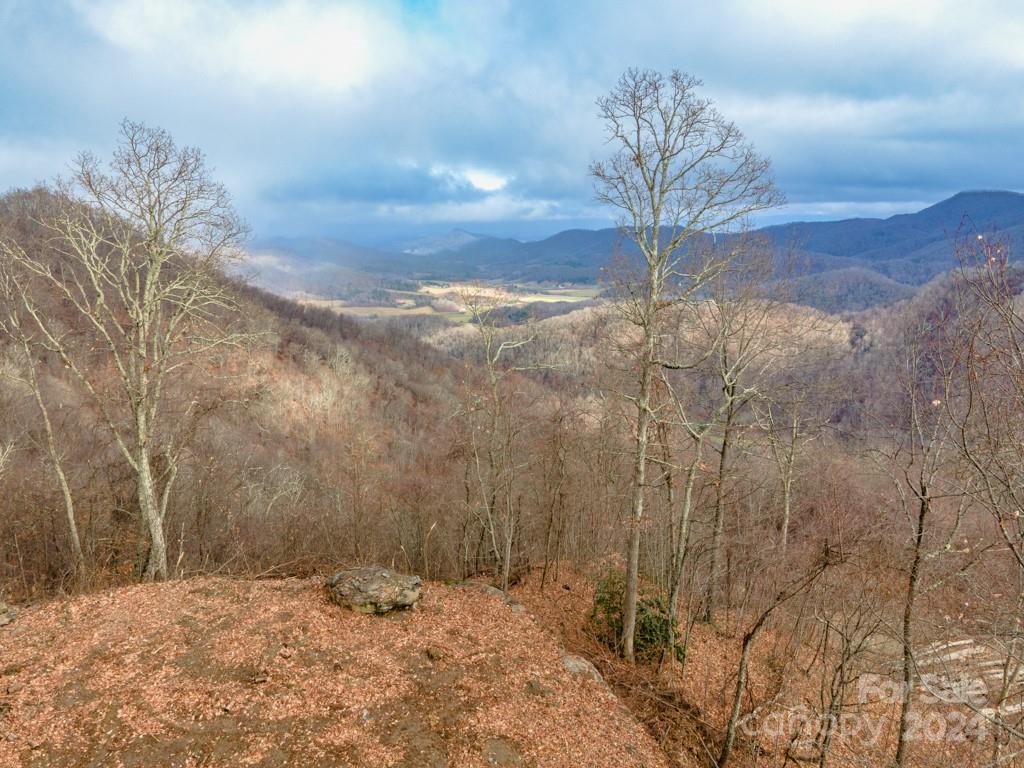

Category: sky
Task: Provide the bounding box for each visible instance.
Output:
[1,0,1023,246]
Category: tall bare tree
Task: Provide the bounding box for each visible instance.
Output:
[0,120,247,581]
[0,267,85,579]
[591,68,782,661]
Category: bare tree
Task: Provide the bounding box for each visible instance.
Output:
[952,232,1024,569]
[657,245,804,628]
[456,285,536,592]
[718,546,833,767]
[0,266,85,578]
[591,68,782,661]
[695,248,785,623]
[0,120,248,581]
[752,309,843,554]
[948,231,1024,761]
[875,328,975,768]
[807,570,885,768]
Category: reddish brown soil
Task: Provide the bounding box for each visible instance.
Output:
[0,578,668,768]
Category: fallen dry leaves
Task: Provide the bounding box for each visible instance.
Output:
[0,577,668,768]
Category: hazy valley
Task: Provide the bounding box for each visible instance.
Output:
[247,190,1024,317]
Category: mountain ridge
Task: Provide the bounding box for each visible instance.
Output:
[249,190,1024,310]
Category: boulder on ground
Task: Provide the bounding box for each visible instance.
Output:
[325,566,422,614]
[0,602,15,628]
[562,654,604,685]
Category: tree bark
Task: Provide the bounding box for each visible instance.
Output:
[623,310,657,662]
[894,487,929,768]
[136,432,169,581]
[26,357,85,578]
[704,395,737,623]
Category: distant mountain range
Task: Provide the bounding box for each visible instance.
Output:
[249,190,1024,311]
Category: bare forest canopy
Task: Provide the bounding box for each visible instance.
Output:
[3,72,1024,768]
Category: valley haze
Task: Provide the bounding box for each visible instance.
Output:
[250,190,1024,312]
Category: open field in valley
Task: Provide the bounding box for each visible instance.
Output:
[295,281,600,321]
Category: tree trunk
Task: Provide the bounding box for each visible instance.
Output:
[54,460,84,579]
[27,364,85,579]
[704,399,736,623]
[501,495,514,592]
[780,472,793,554]
[894,488,929,768]
[779,410,799,554]
[137,444,169,581]
[665,445,702,668]
[719,625,757,767]
[623,315,657,662]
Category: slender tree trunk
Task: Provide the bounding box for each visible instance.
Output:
[779,410,799,554]
[718,563,825,767]
[52,453,84,579]
[657,427,677,667]
[25,358,84,579]
[540,467,564,590]
[894,487,929,768]
[665,443,702,667]
[719,623,759,767]
[817,681,844,768]
[780,472,794,554]
[704,399,736,623]
[623,313,657,662]
[501,495,514,592]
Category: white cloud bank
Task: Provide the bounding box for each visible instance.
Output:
[0,0,1022,237]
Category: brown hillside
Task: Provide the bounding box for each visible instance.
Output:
[0,578,667,768]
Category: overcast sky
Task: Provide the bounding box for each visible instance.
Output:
[1,0,1023,244]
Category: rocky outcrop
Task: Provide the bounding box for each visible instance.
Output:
[0,602,15,628]
[561,654,604,685]
[325,566,422,614]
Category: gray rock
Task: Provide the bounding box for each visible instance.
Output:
[325,567,422,614]
[457,580,526,613]
[562,654,604,684]
[0,603,15,628]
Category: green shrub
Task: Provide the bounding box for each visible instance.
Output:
[589,569,682,662]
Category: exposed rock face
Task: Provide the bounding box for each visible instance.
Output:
[561,654,604,685]
[325,567,422,614]
[0,603,15,628]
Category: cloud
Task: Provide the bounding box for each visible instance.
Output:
[0,0,1023,239]
[430,165,510,193]
[461,169,509,193]
[71,0,414,97]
